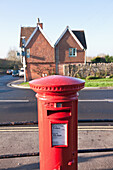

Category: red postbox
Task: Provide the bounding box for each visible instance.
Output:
[29,75,85,170]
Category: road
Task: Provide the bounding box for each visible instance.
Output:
[0,75,113,125]
[79,89,113,119]
[78,89,113,125]
[0,75,37,123]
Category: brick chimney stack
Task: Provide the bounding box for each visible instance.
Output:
[37,18,43,29]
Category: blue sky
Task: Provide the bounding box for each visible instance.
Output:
[0,0,113,58]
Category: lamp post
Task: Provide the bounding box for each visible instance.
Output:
[21,37,26,82]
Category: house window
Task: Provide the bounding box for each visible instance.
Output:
[69,48,77,57]
[26,49,30,58]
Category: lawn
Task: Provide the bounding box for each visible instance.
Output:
[19,78,113,88]
[85,78,113,87]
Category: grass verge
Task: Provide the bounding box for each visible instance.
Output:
[85,78,113,87]
[19,82,30,87]
[19,78,113,88]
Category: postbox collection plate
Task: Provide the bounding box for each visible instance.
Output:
[51,122,68,147]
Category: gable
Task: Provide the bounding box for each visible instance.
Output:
[25,25,54,48]
[25,29,49,48]
[25,29,55,63]
[55,26,87,50]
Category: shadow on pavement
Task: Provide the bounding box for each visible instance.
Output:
[1,162,40,170]
[78,153,113,163]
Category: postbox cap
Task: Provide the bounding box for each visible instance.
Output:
[29,75,85,93]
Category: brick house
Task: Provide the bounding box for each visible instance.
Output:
[54,26,87,75]
[20,20,87,80]
[20,20,55,81]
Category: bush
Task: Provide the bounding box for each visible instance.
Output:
[86,76,101,80]
[109,74,113,78]
[91,57,106,63]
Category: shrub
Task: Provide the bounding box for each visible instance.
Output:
[91,57,106,63]
[109,74,113,78]
[86,76,101,80]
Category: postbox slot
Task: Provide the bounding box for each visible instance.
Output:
[47,110,71,119]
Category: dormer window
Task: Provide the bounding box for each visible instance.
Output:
[69,48,77,57]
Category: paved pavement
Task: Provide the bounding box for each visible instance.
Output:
[0,126,39,170]
[1,127,113,169]
[78,127,113,170]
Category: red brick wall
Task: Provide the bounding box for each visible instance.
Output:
[26,63,56,81]
[25,29,55,81]
[55,30,85,64]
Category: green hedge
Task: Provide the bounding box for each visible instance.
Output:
[86,76,102,80]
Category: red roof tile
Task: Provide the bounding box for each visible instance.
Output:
[20,27,36,47]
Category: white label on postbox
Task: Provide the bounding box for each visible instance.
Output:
[52,124,67,146]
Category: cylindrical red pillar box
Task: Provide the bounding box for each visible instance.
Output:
[29,75,85,170]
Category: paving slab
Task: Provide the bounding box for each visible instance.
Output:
[78,129,113,170]
[0,128,39,170]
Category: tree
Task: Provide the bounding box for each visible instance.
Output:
[6,48,22,70]
[91,56,106,63]
[110,56,113,62]
[7,48,20,62]
[105,55,113,63]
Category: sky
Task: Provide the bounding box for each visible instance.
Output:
[0,0,113,58]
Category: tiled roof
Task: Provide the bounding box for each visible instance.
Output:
[72,31,87,49]
[20,27,36,47]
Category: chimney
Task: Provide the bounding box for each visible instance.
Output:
[37,18,43,29]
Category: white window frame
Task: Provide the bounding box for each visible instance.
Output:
[69,48,77,57]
